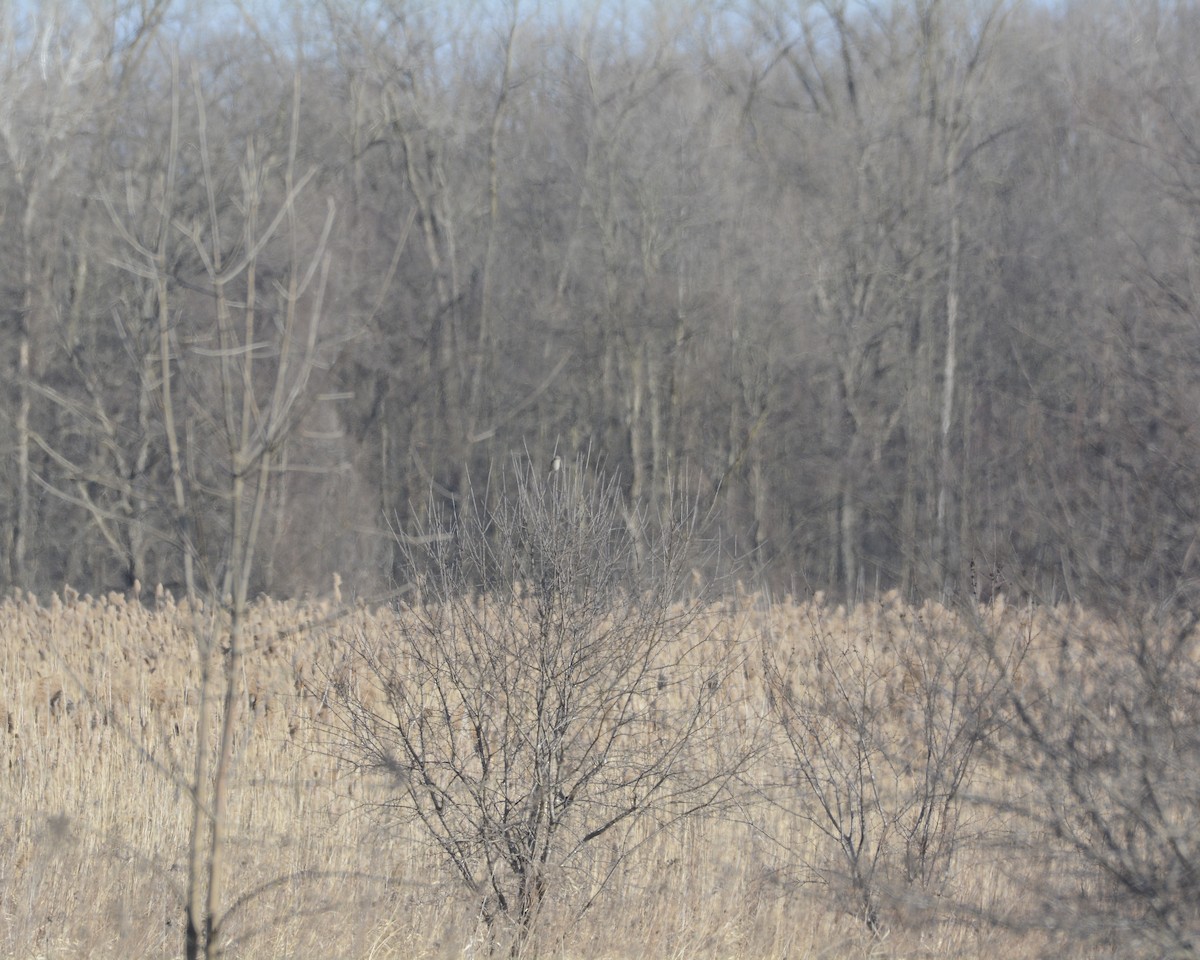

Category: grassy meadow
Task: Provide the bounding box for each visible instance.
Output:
[0,586,1178,958]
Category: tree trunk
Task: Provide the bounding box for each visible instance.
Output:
[935,140,962,591]
[12,336,29,588]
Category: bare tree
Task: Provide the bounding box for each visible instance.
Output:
[980,600,1200,958]
[99,58,339,958]
[761,598,1024,932]
[0,0,169,589]
[325,457,742,955]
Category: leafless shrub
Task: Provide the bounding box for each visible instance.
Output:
[981,603,1200,958]
[323,458,744,955]
[761,596,1026,934]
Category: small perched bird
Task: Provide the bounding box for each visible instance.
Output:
[550,455,562,473]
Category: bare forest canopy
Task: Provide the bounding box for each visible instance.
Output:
[2,0,1197,607]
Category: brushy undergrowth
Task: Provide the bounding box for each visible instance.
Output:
[1,586,1187,959]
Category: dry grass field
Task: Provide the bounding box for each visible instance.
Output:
[1,586,1190,958]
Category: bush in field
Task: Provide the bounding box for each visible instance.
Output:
[982,604,1200,958]
[761,597,1027,933]
[324,459,743,955]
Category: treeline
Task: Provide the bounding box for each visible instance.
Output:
[2,0,1198,605]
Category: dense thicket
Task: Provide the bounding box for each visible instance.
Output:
[2,0,1198,606]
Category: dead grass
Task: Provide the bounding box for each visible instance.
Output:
[0,586,1135,958]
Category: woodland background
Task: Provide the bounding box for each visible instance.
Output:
[2,0,1197,607]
